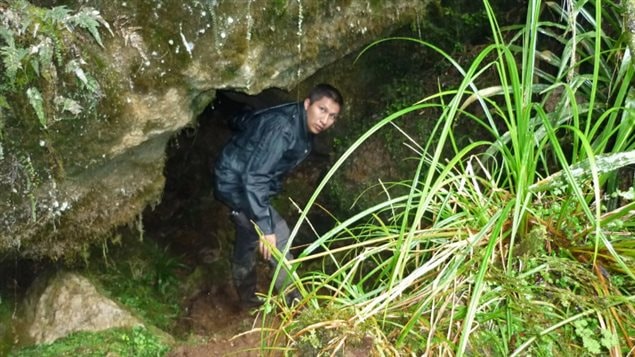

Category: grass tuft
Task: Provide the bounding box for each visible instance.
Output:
[252,0,635,355]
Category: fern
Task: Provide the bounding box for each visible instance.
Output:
[0,44,28,82]
[69,8,113,48]
[10,0,31,12]
[54,95,83,116]
[26,87,46,129]
[0,94,8,110]
[0,0,111,144]
[42,6,72,27]
[28,37,55,78]
[65,59,101,95]
[29,56,40,76]
[0,26,14,46]
[9,0,33,34]
[36,37,54,72]
[83,74,101,96]
[65,59,88,87]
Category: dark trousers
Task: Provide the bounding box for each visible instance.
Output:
[230,209,294,300]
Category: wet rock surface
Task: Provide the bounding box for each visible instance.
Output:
[1,0,430,261]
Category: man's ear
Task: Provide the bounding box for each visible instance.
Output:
[304,98,310,110]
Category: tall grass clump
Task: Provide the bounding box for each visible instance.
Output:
[248,0,635,355]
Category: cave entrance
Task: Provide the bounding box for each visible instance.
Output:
[141,87,321,267]
[139,85,340,337]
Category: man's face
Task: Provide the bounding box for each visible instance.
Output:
[304,96,340,135]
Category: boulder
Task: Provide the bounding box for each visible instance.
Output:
[21,271,143,345]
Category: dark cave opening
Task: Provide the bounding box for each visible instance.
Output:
[141,87,334,269]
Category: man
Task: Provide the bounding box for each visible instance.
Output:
[213,84,343,307]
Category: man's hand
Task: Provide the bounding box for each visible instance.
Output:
[260,233,277,260]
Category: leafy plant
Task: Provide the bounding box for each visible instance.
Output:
[0,0,113,252]
[249,0,635,355]
[1,0,111,123]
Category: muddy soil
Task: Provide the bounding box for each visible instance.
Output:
[167,283,271,357]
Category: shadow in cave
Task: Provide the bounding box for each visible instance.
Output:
[139,88,291,338]
[141,87,305,264]
[140,87,337,338]
[143,86,338,259]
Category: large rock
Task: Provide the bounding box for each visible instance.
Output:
[0,0,430,260]
[21,271,143,344]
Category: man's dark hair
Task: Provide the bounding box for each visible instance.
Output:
[307,83,344,108]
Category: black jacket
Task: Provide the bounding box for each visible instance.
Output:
[213,102,313,234]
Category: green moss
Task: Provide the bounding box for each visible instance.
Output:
[82,236,186,332]
[110,0,256,91]
[270,0,289,16]
[0,293,17,357]
[9,326,170,357]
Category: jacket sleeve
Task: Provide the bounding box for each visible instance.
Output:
[242,121,291,235]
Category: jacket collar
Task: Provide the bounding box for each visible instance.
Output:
[297,101,313,140]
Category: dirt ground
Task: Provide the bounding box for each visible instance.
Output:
[167,284,269,357]
[166,283,373,357]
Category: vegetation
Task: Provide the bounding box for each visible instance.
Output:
[0,0,110,150]
[326,0,508,219]
[0,291,16,356]
[256,0,635,355]
[2,0,634,355]
[83,236,187,332]
[10,326,170,357]
[0,0,114,259]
